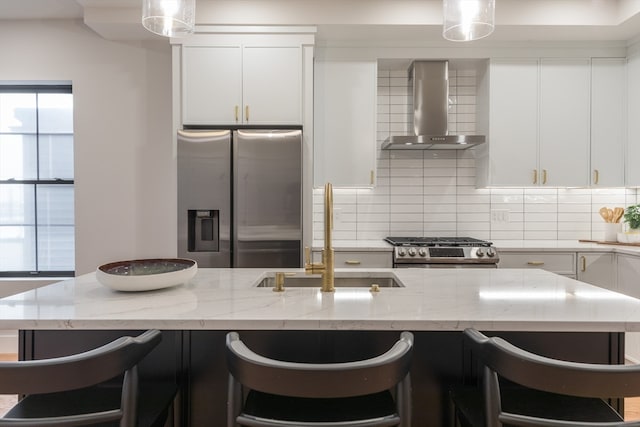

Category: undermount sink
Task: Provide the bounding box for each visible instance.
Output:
[255,272,405,288]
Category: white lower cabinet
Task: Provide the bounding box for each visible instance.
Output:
[617,254,640,298]
[617,254,640,362]
[312,250,392,268]
[498,251,577,277]
[576,252,616,291]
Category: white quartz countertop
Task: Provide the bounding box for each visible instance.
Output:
[2,268,640,332]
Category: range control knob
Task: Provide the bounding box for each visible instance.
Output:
[408,248,417,257]
[397,248,407,257]
[418,248,427,257]
[486,247,497,258]
[475,248,486,257]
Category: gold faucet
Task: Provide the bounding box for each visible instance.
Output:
[305,182,335,292]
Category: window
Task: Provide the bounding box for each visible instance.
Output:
[0,84,74,277]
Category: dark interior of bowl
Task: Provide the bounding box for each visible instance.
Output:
[99,258,195,276]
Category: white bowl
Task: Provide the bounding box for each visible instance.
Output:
[96,258,197,292]
[618,232,640,244]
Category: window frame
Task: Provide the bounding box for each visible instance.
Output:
[0,84,75,277]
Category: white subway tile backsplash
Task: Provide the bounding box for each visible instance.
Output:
[391,195,424,205]
[312,66,639,242]
[424,194,458,204]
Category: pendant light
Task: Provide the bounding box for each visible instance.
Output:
[442,0,495,42]
[142,0,196,37]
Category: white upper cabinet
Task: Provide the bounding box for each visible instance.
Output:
[182,46,242,125]
[539,58,590,187]
[478,58,591,187]
[591,58,626,187]
[313,60,377,187]
[481,59,539,186]
[628,53,640,186]
[181,44,302,125]
[242,46,302,125]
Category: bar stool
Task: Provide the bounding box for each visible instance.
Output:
[0,329,178,427]
[226,331,413,427]
[450,328,640,427]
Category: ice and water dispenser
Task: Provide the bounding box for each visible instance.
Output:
[187,210,219,252]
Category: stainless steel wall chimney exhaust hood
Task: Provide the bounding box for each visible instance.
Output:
[382,61,485,150]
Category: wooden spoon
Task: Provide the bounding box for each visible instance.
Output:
[599,207,610,223]
[613,207,625,223]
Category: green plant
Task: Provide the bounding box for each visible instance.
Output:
[624,204,640,230]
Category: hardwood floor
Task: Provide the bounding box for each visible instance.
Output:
[627,397,640,421]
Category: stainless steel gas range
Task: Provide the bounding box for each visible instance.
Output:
[384,237,499,268]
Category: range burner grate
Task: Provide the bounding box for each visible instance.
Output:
[384,236,493,247]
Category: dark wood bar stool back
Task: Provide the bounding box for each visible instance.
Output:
[0,329,177,427]
[226,331,414,427]
[451,328,640,427]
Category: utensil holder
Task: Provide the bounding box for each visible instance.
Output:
[604,223,621,242]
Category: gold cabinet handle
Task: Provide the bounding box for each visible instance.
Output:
[580,256,586,272]
[533,169,538,185]
[594,169,599,185]
[235,105,239,122]
[527,261,545,266]
[542,169,547,185]
[245,105,249,122]
[370,170,375,185]
[344,260,361,265]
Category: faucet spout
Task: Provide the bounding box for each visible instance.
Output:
[322,183,335,292]
[304,182,335,292]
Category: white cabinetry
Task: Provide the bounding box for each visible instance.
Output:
[479,59,538,186]
[617,253,640,362]
[590,58,626,187]
[539,59,591,187]
[313,60,377,187]
[576,252,616,291]
[312,250,392,268]
[182,44,302,125]
[478,59,591,187]
[628,53,640,186]
[617,253,640,299]
[498,251,576,277]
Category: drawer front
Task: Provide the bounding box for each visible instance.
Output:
[498,252,576,275]
[313,251,392,268]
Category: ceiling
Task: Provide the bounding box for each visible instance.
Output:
[1,0,640,44]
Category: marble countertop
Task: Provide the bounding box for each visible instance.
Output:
[2,267,640,332]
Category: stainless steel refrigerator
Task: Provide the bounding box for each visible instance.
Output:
[177,129,302,268]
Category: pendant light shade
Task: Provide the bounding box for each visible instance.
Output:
[442,0,495,42]
[142,0,196,37]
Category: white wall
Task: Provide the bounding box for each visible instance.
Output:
[0,20,175,275]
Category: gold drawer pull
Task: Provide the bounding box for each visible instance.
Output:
[527,261,545,266]
[542,169,547,185]
[245,105,249,122]
[594,169,599,185]
[533,169,538,185]
[344,260,361,265]
[580,256,586,272]
[235,105,239,122]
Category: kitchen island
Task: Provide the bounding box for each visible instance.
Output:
[2,267,639,425]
